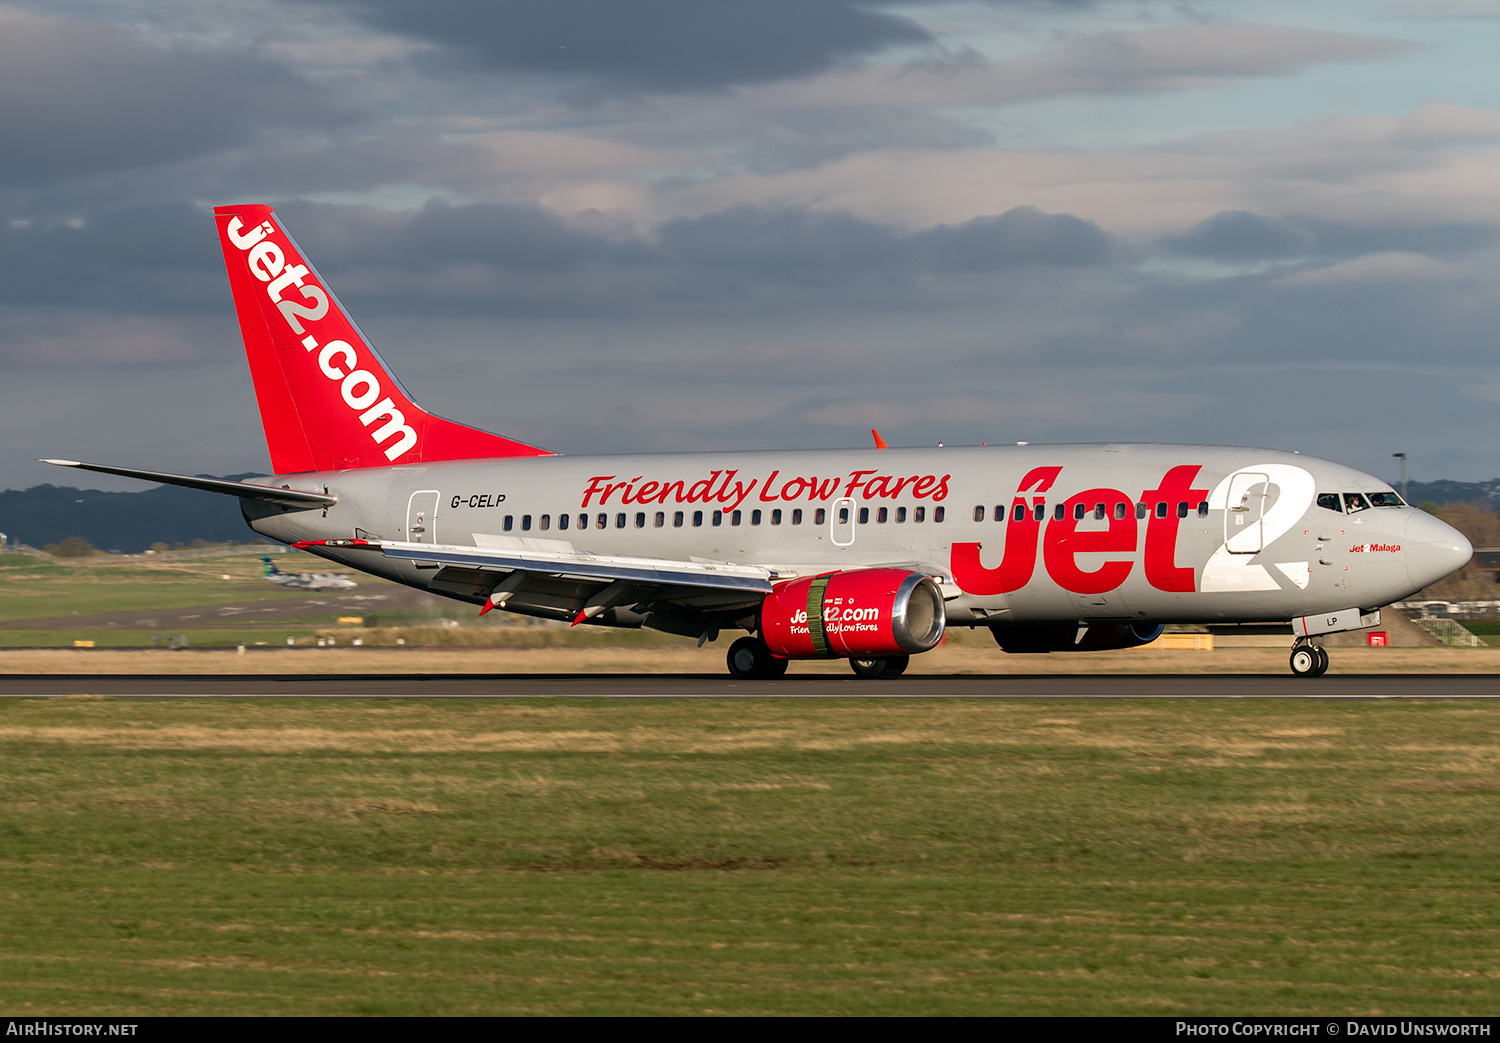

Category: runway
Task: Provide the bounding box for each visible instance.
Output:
[2,673,1498,698]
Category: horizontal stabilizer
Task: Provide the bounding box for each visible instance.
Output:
[40,460,338,509]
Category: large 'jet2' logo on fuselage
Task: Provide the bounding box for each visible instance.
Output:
[225,216,418,463]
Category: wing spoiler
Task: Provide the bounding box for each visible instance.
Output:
[40,460,338,509]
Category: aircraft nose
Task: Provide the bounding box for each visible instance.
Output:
[1403,510,1472,591]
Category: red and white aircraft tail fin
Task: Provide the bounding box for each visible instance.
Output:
[214,204,550,475]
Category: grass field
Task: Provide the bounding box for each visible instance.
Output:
[4,697,1500,1015]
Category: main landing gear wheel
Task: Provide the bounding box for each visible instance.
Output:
[1290,644,1329,677]
[849,654,910,679]
[727,637,788,680]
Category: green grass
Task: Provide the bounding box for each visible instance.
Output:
[0,553,310,623]
[3,698,1500,1014]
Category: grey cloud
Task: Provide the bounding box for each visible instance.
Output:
[1163,211,1316,260]
[325,0,931,90]
[0,204,223,310]
[1163,209,1496,262]
[0,8,349,186]
[371,201,1109,312]
[915,208,1112,268]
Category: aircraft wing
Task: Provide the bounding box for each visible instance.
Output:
[296,538,773,624]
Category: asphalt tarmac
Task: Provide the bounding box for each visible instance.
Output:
[1,673,1498,698]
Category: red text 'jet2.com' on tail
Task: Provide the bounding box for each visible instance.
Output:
[44,204,1473,679]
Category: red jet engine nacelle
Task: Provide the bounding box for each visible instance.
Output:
[761,568,946,660]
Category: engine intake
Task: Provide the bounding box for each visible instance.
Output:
[761,568,945,659]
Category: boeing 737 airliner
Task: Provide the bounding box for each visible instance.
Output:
[45,205,1473,679]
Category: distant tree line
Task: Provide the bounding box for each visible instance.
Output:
[0,477,265,554]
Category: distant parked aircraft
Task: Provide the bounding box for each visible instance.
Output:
[262,556,357,590]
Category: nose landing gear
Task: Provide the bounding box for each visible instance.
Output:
[1289,639,1329,677]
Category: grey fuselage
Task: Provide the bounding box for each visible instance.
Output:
[242,443,1471,630]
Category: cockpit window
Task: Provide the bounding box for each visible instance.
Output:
[1368,491,1405,507]
[1316,493,1342,513]
[1343,492,1371,513]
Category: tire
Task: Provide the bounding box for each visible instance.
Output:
[727,636,782,680]
[1311,646,1329,677]
[850,656,909,679]
[1289,646,1318,677]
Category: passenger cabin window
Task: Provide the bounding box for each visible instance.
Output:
[539,514,550,530]
[877,507,888,523]
[993,505,1005,522]
[1343,493,1371,514]
[770,509,782,525]
[1033,503,1045,521]
[731,510,742,525]
[1155,502,1167,519]
[674,511,684,527]
[558,513,570,530]
[503,515,513,531]
[1136,502,1147,519]
[814,508,825,525]
[1074,503,1086,521]
[838,507,850,525]
[578,514,587,529]
[521,515,532,531]
[616,513,626,528]
[896,506,906,523]
[792,508,803,525]
[974,505,985,523]
[1114,502,1127,520]
[692,510,703,527]
[1093,503,1106,520]
[1013,504,1026,522]
[712,510,722,526]
[655,512,665,527]
[1317,493,1343,512]
[635,512,645,528]
[1177,501,1189,518]
[1369,491,1405,507]
[752,509,762,525]
[1054,504,1066,521]
[596,513,607,529]
[913,506,925,523]
[1197,501,1209,517]
[934,506,945,523]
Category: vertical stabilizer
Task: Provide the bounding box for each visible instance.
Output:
[214,204,551,474]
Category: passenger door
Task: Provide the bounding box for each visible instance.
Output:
[1224,472,1269,554]
[406,489,440,544]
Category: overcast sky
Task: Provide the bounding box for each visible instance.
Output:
[3,0,1499,491]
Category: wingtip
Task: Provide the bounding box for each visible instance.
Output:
[871,429,889,451]
[39,458,80,467]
